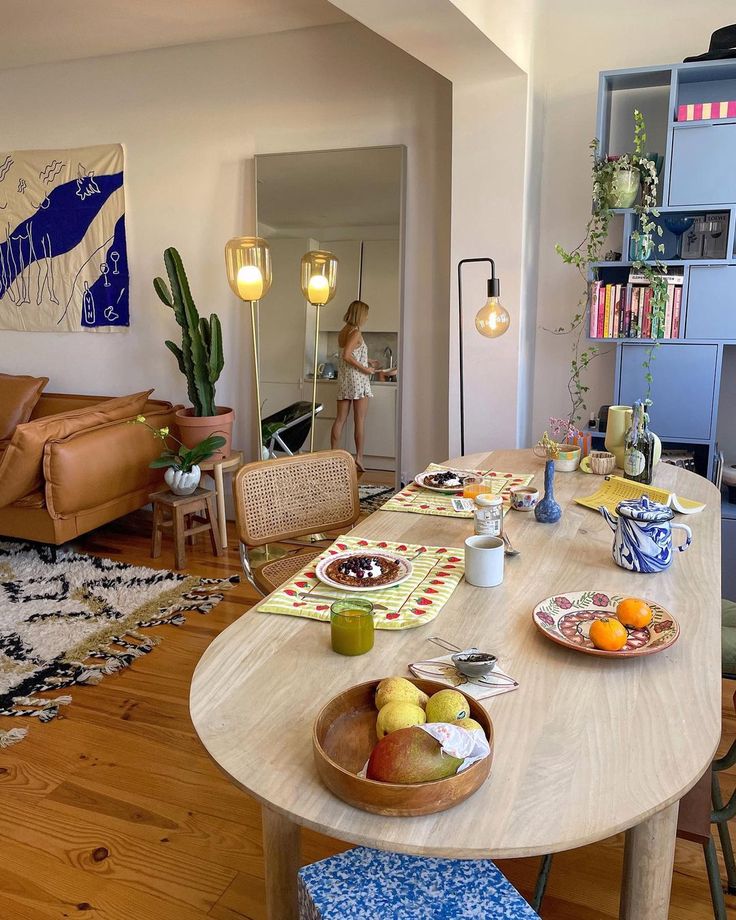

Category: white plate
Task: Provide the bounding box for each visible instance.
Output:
[315,550,413,592]
[414,469,481,493]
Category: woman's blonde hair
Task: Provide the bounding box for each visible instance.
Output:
[344,300,369,327]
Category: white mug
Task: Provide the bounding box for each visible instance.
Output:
[464,535,504,588]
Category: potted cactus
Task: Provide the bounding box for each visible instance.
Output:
[154,247,232,458]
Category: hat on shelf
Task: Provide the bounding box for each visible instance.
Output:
[684,24,736,62]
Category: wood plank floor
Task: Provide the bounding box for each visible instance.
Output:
[1,510,734,919]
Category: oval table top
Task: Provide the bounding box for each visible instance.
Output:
[189,450,722,858]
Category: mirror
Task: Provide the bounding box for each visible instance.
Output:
[255,146,404,477]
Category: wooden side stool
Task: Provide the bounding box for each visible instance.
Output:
[198,450,243,550]
[150,487,222,570]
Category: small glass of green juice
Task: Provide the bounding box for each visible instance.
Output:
[330,599,375,656]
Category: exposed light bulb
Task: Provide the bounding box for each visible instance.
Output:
[307,274,330,305]
[236,264,264,301]
[475,296,510,338]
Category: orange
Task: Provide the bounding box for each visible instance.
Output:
[616,597,653,630]
[589,617,628,651]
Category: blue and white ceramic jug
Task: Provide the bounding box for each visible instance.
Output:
[599,495,692,573]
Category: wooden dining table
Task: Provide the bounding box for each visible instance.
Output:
[189,450,721,919]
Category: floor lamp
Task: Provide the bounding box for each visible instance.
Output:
[301,250,338,452]
[225,237,273,458]
[457,258,510,455]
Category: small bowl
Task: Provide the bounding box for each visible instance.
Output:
[509,485,539,511]
[589,450,616,475]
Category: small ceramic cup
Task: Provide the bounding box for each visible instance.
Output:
[509,485,540,512]
[464,535,504,588]
[589,450,616,475]
[554,445,581,472]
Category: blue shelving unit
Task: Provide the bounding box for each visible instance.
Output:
[592,58,736,481]
[591,59,736,596]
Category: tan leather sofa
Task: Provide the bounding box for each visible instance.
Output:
[0,391,179,545]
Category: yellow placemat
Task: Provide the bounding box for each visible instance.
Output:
[256,535,464,630]
[381,463,534,518]
[575,475,705,515]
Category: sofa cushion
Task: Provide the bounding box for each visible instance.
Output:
[0,373,49,439]
[0,389,152,509]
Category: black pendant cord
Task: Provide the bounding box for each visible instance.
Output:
[457,257,496,456]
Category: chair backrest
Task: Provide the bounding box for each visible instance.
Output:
[233,449,360,547]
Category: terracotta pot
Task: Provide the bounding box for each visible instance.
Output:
[175,406,233,459]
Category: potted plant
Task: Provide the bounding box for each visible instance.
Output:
[533,420,581,472]
[154,247,232,458]
[134,416,226,495]
[553,110,667,432]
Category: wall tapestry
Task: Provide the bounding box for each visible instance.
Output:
[0,143,128,332]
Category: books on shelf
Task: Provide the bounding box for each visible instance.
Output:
[677,101,736,122]
[588,271,684,340]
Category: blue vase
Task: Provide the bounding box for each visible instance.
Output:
[535,459,562,523]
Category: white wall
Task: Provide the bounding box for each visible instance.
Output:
[0,22,451,477]
[530,1,736,441]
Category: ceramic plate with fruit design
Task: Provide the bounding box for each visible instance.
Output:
[316,550,413,592]
[532,591,679,658]
[414,469,481,493]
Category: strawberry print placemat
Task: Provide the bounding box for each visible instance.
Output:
[256,535,464,630]
[381,463,534,519]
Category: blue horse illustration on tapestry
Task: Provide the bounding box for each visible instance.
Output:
[0,144,129,331]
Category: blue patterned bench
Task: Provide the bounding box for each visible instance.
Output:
[298,847,540,919]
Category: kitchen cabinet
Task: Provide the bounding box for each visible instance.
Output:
[319,240,361,331]
[361,240,400,332]
[346,383,397,466]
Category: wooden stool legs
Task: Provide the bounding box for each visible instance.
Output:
[150,489,223,570]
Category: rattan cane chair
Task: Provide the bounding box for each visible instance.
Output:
[233,449,361,595]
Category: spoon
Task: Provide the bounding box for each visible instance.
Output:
[503,532,520,556]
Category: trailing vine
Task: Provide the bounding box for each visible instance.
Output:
[553,110,667,424]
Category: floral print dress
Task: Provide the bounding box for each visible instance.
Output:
[336,339,373,400]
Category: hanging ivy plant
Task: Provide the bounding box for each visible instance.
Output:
[552,110,667,425]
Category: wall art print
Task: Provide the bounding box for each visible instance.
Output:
[0,144,128,332]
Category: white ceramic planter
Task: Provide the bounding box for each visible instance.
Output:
[165,466,201,495]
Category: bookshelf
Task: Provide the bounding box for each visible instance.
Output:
[592,59,736,598]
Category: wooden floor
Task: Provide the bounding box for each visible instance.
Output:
[1,510,734,919]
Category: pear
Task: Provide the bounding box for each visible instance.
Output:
[375,677,428,711]
[367,726,463,784]
[376,701,426,739]
[426,689,470,723]
[452,717,485,734]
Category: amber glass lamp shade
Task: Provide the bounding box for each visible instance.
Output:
[475,295,511,338]
[225,237,272,302]
[300,250,338,306]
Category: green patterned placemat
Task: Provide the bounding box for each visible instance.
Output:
[256,535,464,630]
[381,463,534,518]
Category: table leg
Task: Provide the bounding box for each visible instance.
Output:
[620,801,678,919]
[214,462,228,548]
[262,805,300,920]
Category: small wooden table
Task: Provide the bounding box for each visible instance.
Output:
[198,450,244,549]
[150,487,222,569]
[190,450,721,919]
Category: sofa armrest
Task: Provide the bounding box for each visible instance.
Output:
[43,406,178,518]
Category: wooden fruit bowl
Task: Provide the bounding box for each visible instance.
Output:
[312,678,494,816]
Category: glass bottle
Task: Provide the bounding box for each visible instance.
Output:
[624,400,654,485]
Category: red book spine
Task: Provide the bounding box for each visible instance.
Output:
[597,285,606,338]
[672,286,682,338]
[612,285,621,338]
[643,288,652,338]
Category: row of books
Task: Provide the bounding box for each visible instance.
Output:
[588,274,684,339]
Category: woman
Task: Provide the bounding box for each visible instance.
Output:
[331,300,375,472]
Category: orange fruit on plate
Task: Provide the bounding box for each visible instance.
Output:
[589,617,628,651]
[616,597,653,630]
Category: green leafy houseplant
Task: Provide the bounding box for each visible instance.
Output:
[553,110,668,423]
[133,416,226,472]
[153,247,224,418]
